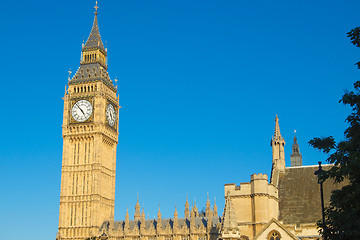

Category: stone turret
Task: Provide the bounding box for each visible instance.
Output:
[149,220,155,232]
[213,198,218,217]
[134,196,141,220]
[140,208,145,231]
[190,208,196,229]
[207,211,213,231]
[251,174,272,227]
[290,133,302,167]
[157,206,162,234]
[185,196,190,218]
[173,206,179,231]
[205,195,213,218]
[193,201,199,217]
[270,115,286,186]
[125,209,130,234]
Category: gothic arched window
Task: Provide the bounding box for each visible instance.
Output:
[268,231,281,240]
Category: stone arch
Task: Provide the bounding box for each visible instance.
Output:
[267,230,281,240]
[240,235,249,240]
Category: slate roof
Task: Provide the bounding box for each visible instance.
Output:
[278,164,346,224]
[68,63,115,90]
[83,13,105,53]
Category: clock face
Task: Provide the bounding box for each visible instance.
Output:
[71,99,93,122]
[106,103,116,127]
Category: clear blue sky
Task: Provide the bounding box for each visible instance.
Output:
[0,0,359,239]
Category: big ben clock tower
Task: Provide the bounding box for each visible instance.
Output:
[57,3,119,240]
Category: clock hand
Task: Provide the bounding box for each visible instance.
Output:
[76,103,85,116]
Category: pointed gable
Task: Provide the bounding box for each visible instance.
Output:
[254,218,298,240]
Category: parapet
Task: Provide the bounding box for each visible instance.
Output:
[224,173,278,198]
[251,173,268,181]
[224,182,251,196]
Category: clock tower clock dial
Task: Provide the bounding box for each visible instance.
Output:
[71,99,93,122]
[106,103,116,127]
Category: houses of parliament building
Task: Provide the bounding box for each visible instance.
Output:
[56,4,343,240]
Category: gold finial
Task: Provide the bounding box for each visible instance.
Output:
[68,68,72,81]
[115,77,118,89]
[94,1,99,14]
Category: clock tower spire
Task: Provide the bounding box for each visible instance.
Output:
[57,3,119,240]
[69,1,114,90]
